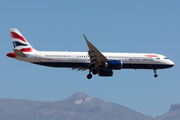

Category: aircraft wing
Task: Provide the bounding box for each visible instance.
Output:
[83,34,107,68]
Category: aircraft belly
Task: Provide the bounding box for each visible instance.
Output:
[122,63,172,69]
[32,62,89,68]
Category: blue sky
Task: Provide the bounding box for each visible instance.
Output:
[1,0,180,118]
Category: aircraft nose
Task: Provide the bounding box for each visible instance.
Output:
[169,60,174,67]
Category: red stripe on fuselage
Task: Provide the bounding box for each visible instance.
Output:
[145,55,158,57]
[10,32,27,42]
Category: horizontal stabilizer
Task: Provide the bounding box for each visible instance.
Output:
[13,49,27,58]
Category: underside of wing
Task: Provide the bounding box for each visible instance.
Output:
[69,67,88,71]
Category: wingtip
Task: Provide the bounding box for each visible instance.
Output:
[83,34,86,38]
[83,34,90,43]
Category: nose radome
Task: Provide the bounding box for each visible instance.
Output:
[170,60,174,67]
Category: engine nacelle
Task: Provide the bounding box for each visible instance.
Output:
[99,69,113,76]
[105,60,122,69]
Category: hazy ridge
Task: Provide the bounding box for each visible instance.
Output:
[0,91,179,120]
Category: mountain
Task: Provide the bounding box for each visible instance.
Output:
[59,91,119,111]
[0,91,154,120]
[156,103,180,120]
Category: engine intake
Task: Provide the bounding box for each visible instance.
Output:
[99,69,113,76]
[105,60,122,69]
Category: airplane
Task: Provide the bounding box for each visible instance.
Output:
[7,28,174,79]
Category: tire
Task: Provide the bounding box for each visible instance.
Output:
[87,74,92,79]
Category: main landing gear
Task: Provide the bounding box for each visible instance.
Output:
[87,69,98,79]
[87,69,92,79]
[87,74,92,79]
[154,69,158,78]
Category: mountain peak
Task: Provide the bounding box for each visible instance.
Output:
[72,91,90,99]
[59,91,119,111]
[61,91,89,104]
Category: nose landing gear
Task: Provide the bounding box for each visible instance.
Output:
[154,69,158,78]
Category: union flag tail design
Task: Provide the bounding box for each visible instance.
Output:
[10,28,35,52]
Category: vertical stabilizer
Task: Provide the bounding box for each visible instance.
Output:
[9,28,36,52]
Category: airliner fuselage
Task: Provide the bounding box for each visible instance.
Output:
[16,51,173,69]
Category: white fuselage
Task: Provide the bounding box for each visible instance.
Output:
[15,51,174,70]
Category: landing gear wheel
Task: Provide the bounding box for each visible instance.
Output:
[153,69,158,78]
[154,74,158,78]
[87,74,92,79]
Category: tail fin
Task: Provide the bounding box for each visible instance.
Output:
[10,28,35,52]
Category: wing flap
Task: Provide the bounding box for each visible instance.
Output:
[70,67,87,71]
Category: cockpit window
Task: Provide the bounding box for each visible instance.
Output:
[164,57,168,59]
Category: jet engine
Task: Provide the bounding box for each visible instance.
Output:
[105,60,122,69]
[99,69,113,76]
